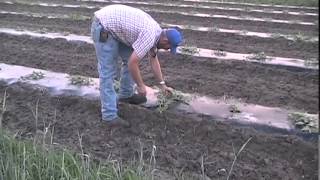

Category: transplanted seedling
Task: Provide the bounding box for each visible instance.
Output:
[298,11,306,15]
[304,58,319,67]
[156,89,191,113]
[291,32,311,42]
[245,52,272,62]
[229,104,241,113]
[70,14,89,21]
[68,75,93,86]
[240,30,248,35]
[20,71,45,81]
[270,33,283,39]
[179,46,200,56]
[213,49,227,57]
[39,27,49,34]
[282,10,289,14]
[288,112,318,133]
[211,26,220,32]
[262,17,273,21]
[292,20,302,24]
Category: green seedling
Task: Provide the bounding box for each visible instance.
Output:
[68,75,93,86]
[245,52,271,62]
[156,89,191,113]
[39,27,49,34]
[213,49,227,57]
[288,112,318,133]
[20,71,45,81]
[291,32,306,42]
[282,10,289,14]
[263,17,273,21]
[291,20,301,24]
[240,30,248,35]
[69,14,88,21]
[180,46,200,55]
[290,32,315,42]
[211,26,220,32]
[298,11,306,15]
[229,104,241,113]
[184,24,193,29]
[270,33,283,39]
[243,7,252,11]
[62,31,70,36]
[304,58,319,67]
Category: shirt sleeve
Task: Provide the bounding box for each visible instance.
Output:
[132,29,156,59]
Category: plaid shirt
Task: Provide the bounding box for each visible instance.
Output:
[94,5,162,59]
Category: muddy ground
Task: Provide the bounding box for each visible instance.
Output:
[19,0,319,22]
[0,12,318,59]
[0,82,318,180]
[0,1,319,179]
[121,0,320,13]
[1,1,319,37]
[0,33,318,113]
[10,0,319,14]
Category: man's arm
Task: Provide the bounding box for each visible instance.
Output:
[149,54,164,83]
[149,53,173,94]
[128,51,147,96]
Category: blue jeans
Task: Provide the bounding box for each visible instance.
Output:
[91,19,135,121]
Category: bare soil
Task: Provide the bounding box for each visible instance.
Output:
[0,13,318,59]
[0,33,318,113]
[29,0,318,22]
[0,83,317,180]
[0,1,318,179]
[1,1,318,37]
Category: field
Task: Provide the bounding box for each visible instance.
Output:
[0,0,319,179]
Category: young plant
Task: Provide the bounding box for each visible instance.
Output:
[211,26,220,32]
[229,104,241,113]
[156,89,191,113]
[245,52,272,62]
[270,33,283,39]
[288,112,318,133]
[304,58,319,67]
[20,71,45,81]
[292,32,309,42]
[179,46,200,56]
[213,49,227,57]
[68,75,93,86]
[282,10,289,14]
[263,17,273,21]
[69,14,89,21]
[240,30,248,35]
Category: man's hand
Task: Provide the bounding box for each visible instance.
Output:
[160,84,174,96]
[137,84,147,96]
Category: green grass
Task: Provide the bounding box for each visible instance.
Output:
[215,0,319,6]
[0,129,162,180]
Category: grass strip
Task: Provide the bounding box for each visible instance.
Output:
[0,129,149,180]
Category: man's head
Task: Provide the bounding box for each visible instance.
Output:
[157,28,183,54]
